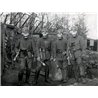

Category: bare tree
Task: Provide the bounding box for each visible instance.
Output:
[0,12,3,17]
[10,13,20,24]
[14,13,26,26]
[4,14,9,24]
[74,14,88,38]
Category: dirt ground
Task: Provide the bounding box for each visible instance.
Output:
[1,67,98,86]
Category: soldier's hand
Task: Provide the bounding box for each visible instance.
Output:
[57,64,59,68]
[37,57,40,61]
[67,56,69,60]
[53,58,56,61]
[32,54,34,57]
[13,51,19,61]
[13,57,16,61]
[62,51,66,55]
[42,62,46,66]
[50,57,54,61]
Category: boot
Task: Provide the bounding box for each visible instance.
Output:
[62,69,68,83]
[25,79,30,84]
[18,81,23,86]
[45,66,50,83]
[33,80,38,85]
[33,71,40,85]
[45,78,51,83]
[25,69,31,84]
[18,71,24,85]
[62,80,67,83]
[81,76,86,84]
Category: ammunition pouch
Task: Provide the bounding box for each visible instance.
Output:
[20,49,29,57]
[40,48,50,60]
[56,49,63,54]
[41,48,50,52]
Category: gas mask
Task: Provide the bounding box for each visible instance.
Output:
[57,33,63,39]
[24,35,28,39]
[71,31,77,37]
[22,27,29,39]
[42,32,48,38]
[22,32,29,39]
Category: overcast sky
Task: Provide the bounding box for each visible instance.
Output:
[85,14,97,39]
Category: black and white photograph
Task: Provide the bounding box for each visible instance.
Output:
[0,12,98,86]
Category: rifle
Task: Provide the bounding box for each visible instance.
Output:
[0,12,3,17]
[37,49,47,66]
[20,15,31,28]
[4,14,9,24]
[14,14,26,26]
[10,13,20,24]
[33,21,42,33]
[37,59,46,66]
[67,56,71,65]
[13,50,20,61]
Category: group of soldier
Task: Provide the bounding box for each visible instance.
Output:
[15,26,87,85]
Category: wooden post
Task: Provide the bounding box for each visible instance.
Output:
[97,40,98,52]
[0,22,1,85]
[1,23,6,76]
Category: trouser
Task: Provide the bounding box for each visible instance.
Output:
[34,60,50,82]
[71,57,85,81]
[57,60,68,81]
[18,57,32,82]
[67,65,74,78]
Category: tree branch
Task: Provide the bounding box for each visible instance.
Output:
[14,13,26,26]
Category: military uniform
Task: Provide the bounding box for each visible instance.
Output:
[34,36,51,84]
[15,35,35,84]
[68,35,86,82]
[52,37,68,82]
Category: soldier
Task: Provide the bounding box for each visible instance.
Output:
[15,27,35,85]
[33,29,51,84]
[68,30,86,83]
[52,30,68,83]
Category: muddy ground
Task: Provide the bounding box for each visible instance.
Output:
[1,67,98,86]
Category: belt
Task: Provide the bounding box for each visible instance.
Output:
[40,49,50,52]
[70,48,82,53]
[20,49,29,56]
[56,49,64,54]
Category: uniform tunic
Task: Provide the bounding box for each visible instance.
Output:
[68,35,87,77]
[52,37,68,81]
